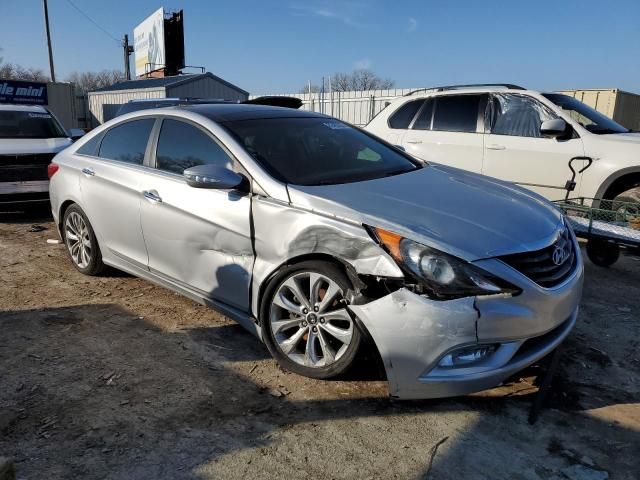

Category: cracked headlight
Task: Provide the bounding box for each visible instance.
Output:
[372,227,520,300]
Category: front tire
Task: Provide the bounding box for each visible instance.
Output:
[586,239,620,267]
[261,261,362,379]
[612,186,640,221]
[62,204,105,276]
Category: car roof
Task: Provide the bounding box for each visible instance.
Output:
[179,103,326,122]
[404,86,542,98]
[0,104,48,112]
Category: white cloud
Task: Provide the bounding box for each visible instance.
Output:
[407,17,418,33]
[354,58,372,70]
[289,3,366,27]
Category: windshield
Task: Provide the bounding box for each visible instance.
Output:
[0,110,67,139]
[542,93,629,134]
[223,117,420,186]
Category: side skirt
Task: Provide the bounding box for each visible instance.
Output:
[102,256,263,340]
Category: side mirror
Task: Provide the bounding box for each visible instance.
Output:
[69,128,85,141]
[184,164,244,190]
[540,119,569,138]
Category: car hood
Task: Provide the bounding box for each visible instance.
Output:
[0,137,72,155]
[598,132,640,144]
[287,164,563,261]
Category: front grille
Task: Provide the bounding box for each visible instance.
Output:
[500,227,577,288]
[0,153,55,182]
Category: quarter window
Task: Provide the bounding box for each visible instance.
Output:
[432,95,482,133]
[490,94,555,138]
[155,119,233,175]
[76,134,101,156]
[98,118,154,165]
[388,100,423,129]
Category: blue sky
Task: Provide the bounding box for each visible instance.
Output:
[1,0,639,94]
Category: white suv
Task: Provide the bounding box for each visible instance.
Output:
[366,84,640,206]
[0,104,79,207]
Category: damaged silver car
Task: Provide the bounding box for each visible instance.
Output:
[49,104,583,399]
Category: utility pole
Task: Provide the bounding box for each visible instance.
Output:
[42,0,56,82]
[123,34,134,80]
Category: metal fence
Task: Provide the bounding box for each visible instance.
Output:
[250,87,422,126]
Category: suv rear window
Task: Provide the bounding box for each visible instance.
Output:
[388,100,423,129]
[432,95,482,133]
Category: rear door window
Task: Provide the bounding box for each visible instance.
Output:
[412,99,435,130]
[98,118,155,165]
[432,95,482,133]
[388,100,423,129]
[154,119,233,175]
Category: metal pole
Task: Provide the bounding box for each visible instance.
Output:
[43,0,56,82]
[123,34,132,80]
[329,76,333,117]
[321,76,325,114]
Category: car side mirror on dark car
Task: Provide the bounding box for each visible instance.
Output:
[183,164,245,190]
[540,119,569,138]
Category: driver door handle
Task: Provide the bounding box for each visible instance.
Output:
[142,190,162,203]
[405,139,422,144]
[486,144,506,150]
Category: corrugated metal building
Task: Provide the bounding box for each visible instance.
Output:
[556,89,640,131]
[87,73,249,126]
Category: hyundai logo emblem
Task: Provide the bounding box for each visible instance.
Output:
[552,246,567,266]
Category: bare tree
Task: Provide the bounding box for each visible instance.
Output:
[0,48,50,81]
[301,69,394,93]
[0,62,49,82]
[66,70,125,93]
[299,84,321,94]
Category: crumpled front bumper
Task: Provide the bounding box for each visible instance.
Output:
[348,253,584,400]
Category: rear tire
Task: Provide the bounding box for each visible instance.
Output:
[62,204,105,276]
[261,261,362,379]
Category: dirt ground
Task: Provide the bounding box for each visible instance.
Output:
[1,206,638,480]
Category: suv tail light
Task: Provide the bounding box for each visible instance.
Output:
[47,162,59,178]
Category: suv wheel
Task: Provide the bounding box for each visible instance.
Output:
[612,186,640,221]
[261,261,361,379]
[63,204,105,275]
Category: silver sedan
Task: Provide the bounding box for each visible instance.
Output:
[48,104,583,399]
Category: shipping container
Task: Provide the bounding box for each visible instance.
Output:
[557,89,640,131]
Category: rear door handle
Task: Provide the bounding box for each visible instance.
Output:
[142,190,162,203]
[405,139,422,144]
[81,167,95,176]
[486,144,506,150]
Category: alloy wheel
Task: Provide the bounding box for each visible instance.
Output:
[65,211,92,269]
[269,272,354,368]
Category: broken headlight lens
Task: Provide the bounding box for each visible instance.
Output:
[372,227,520,300]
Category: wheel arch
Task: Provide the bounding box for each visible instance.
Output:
[594,167,640,202]
[256,253,362,325]
[57,199,78,235]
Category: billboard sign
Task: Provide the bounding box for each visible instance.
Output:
[0,79,48,105]
[134,7,166,77]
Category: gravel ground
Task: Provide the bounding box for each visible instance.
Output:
[1,207,638,480]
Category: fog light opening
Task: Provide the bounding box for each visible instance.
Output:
[438,345,498,368]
